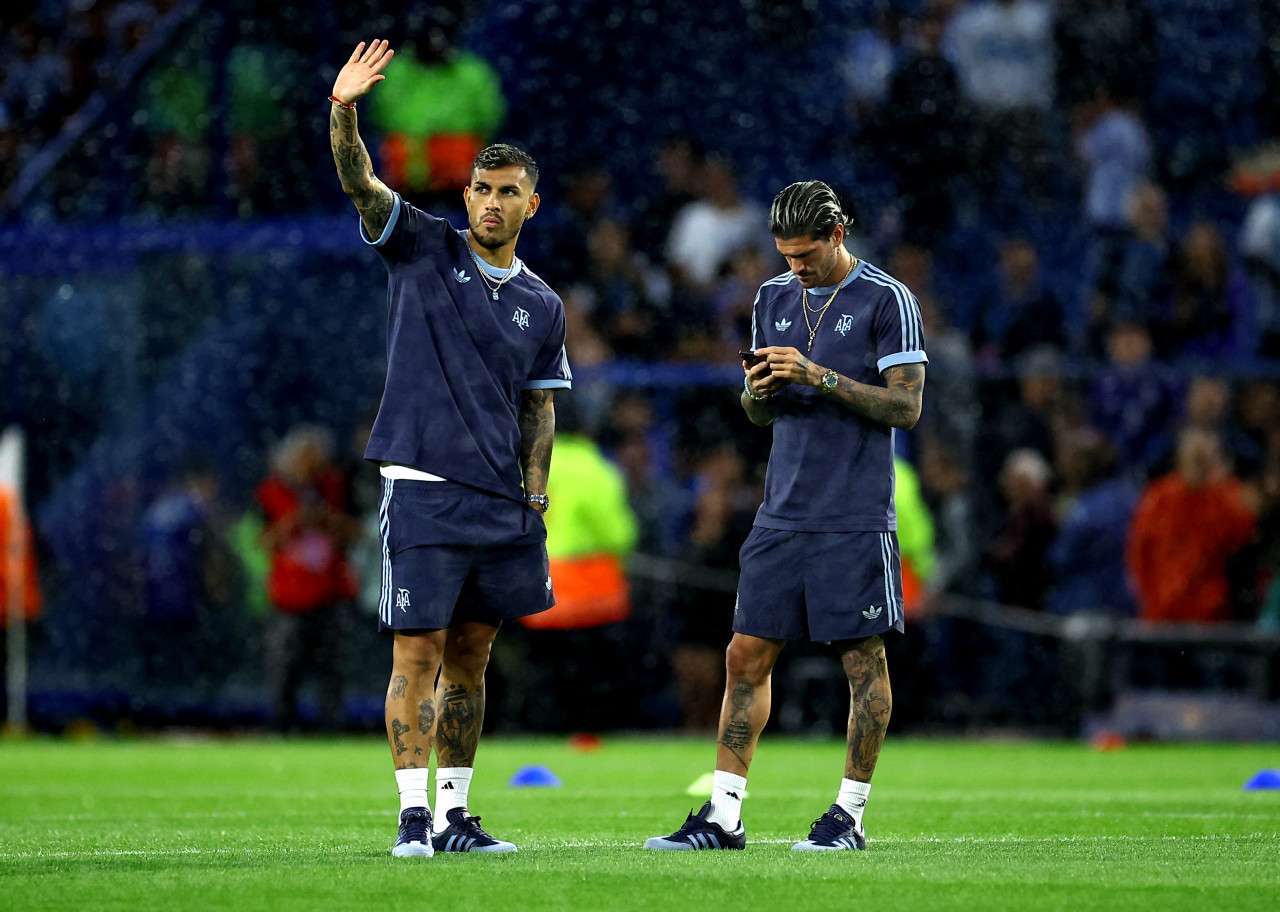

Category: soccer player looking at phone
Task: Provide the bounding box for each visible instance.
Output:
[647,180,927,852]
[329,40,571,857]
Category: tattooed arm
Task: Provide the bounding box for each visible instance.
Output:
[820,362,925,431]
[330,40,396,238]
[752,346,925,431]
[518,389,555,508]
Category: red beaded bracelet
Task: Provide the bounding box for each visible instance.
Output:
[328,95,355,109]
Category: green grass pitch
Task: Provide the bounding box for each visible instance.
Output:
[3,735,1278,911]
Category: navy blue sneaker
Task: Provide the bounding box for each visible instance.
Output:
[392,807,434,857]
[644,801,746,850]
[792,804,866,851]
[431,807,518,853]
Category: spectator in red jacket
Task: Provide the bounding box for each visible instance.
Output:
[256,424,359,731]
[1126,428,1256,623]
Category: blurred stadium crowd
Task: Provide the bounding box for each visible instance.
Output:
[3,0,1280,735]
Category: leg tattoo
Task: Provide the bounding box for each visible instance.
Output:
[435,682,484,767]
[842,637,892,781]
[418,698,436,736]
[718,679,756,769]
[388,675,408,700]
[390,717,410,756]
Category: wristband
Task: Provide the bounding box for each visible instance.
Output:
[744,376,770,401]
[328,95,356,109]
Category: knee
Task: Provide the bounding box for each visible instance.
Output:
[724,640,775,685]
[443,627,496,680]
[841,636,889,686]
[393,634,444,682]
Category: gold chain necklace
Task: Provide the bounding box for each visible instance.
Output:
[801,255,856,350]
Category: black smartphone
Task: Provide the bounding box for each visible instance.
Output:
[738,349,764,366]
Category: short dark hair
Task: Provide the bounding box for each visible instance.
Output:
[768,180,845,240]
[472,143,540,189]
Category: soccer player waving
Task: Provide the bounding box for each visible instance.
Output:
[646,181,926,852]
[330,40,571,857]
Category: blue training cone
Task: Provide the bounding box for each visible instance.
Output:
[509,764,562,788]
[1242,769,1280,791]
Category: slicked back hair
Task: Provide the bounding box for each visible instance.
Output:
[472,143,540,190]
[769,180,845,240]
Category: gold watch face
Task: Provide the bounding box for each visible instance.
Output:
[822,371,838,390]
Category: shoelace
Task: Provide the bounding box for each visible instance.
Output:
[399,811,430,843]
[807,809,854,842]
[674,807,716,837]
[456,814,493,840]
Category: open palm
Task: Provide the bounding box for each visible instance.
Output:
[331,40,394,105]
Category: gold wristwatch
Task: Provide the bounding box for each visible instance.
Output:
[819,369,839,393]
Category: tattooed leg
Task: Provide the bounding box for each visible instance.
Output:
[714,634,785,776]
[387,631,446,769]
[838,636,892,782]
[435,621,500,768]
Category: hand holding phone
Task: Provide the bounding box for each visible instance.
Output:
[739,349,765,367]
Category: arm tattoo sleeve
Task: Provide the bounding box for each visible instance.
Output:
[829,362,925,430]
[518,389,555,496]
[329,104,394,238]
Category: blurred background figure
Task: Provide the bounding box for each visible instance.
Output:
[1126,428,1256,624]
[139,458,241,709]
[881,5,966,248]
[664,443,759,732]
[1240,189,1280,358]
[945,0,1055,209]
[665,154,770,310]
[973,236,1067,368]
[509,395,638,732]
[256,425,359,733]
[1047,429,1137,616]
[366,2,505,213]
[987,448,1057,611]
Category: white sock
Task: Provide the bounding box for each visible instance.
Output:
[395,768,431,815]
[432,767,474,833]
[836,778,871,827]
[707,770,747,830]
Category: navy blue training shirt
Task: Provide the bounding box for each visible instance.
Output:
[361,193,572,501]
[750,259,927,532]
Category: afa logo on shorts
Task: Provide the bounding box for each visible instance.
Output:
[395,588,412,612]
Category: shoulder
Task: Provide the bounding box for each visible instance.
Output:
[519,264,566,314]
[855,262,917,304]
[755,271,797,306]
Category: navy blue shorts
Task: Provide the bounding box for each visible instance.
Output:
[734,527,905,642]
[376,478,553,632]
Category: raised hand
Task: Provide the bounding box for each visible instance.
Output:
[331,40,394,106]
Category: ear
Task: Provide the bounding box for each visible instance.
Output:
[832,222,845,247]
[525,191,540,220]
[463,185,472,209]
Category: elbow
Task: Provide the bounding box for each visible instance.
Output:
[893,406,922,431]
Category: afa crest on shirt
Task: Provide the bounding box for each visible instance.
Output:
[836,314,855,335]
[512,307,530,330]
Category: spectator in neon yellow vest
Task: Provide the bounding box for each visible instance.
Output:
[521,398,638,631]
[894,456,935,616]
[367,37,506,201]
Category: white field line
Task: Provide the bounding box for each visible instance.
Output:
[3,832,1278,859]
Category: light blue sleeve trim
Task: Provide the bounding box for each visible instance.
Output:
[359,193,402,247]
[877,350,929,373]
[523,379,573,390]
